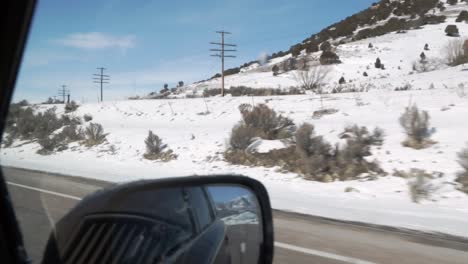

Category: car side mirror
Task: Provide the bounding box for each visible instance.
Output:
[42,175,274,264]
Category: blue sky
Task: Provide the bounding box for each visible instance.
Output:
[15,0,375,102]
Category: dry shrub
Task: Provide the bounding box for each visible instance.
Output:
[203,87,303,98]
[83,114,93,122]
[32,108,62,140]
[239,104,295,140]
[296,124,385,181]
[37,137,58,155]
[60,125,84,142]
[64,101,79,113]
[312,108,339,119]
[293,66,331,91]
[2,134,15,148]
[456,145,468,193]
[399,105,435,149]
[229,86,303,97]
[143,130,177,161]
[334,125,385,181]
[84,123,107,146]
[37,133,70,155]
[229,123,256,150]
[224,146,299,172]
[61,115,82,126]
[406,169,434,203]
[445,39,468,66]
[5,104,85,151]
[295,123,335,181]
[225,119,385,182]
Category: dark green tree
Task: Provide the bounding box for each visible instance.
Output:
[445,25,459,37]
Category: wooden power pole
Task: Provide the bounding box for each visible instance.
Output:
[57,85,70,104]
[93,67,110,102]
[210,31,236,97]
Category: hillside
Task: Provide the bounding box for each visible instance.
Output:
[173,0,468,96]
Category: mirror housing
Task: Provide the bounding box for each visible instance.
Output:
[42,175,274,264]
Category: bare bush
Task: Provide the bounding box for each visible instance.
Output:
[294,66,330,92]
[37,132,70,155]
[335,125,385,180]
[84,123,107,146]
[399,105,434,149]
[61,115,82,126]
[229,123,257,150]
[203,86,303,98]
[445,39,468,66]
[312,108,339,119]
[83,114,93,122]
[2,134,15,148]
[456,83,466,98]
[37,137,59,155]
[6,106,34,140]
[239,104,295,140]
[456,145,468,193]
[225,121,385,182]
[5,105,85,150]
[64,101,79,113]
[143,130,177,161]
[295,123,334,181]
[407,169,433,203]
[294,123,384,182]
[60,125,84,142]
[338,126,383,157]
[33,108,63,140]
[412,57,444,73]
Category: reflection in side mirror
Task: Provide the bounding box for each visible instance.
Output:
[42,176,273,264]
[208,185,263,264]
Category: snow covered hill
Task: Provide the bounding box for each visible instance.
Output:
[180,1,468,96]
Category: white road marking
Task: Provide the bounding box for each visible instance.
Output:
[6,181,82,201]
[7,181,376,263]
[275,242,376,264]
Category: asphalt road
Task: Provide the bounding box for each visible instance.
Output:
[3,166,468,264]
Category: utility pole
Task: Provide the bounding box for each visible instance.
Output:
[210,31,236,96]
[57,85,70,104]
[93,67,110,102]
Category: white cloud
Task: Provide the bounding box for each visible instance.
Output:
[55,32,136,50]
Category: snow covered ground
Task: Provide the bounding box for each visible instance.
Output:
[2,88,468,237]
[3,0,468,238]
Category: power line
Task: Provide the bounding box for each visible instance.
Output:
[57,85,70,104]
[210,31,237,97]
[93,67,110,102]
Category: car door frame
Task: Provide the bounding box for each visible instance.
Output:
[0,1,37,263]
